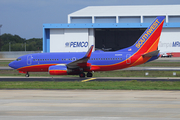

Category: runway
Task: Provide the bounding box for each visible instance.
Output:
[0,90,180,120]
[0,76,180,82]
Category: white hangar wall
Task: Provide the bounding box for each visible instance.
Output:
[50,28,94,52]
[159,28,180,53]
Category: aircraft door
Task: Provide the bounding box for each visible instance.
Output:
[27,55,32,65]
[126,54,131,64]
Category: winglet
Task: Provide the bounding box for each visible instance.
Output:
[85,45,94,58]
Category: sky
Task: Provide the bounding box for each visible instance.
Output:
[0,0,180,39]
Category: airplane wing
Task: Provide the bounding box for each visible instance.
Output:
[66,45,93,69]
[142,50,160,57]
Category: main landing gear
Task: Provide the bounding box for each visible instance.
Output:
[79,72,93,78]
[87,72,93,77]
[25,72,29,77]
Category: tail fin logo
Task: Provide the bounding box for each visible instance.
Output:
[135,19,160,48]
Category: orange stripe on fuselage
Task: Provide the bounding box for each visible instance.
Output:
[17,64,57,72]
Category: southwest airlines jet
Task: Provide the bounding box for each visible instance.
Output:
[9,16,165,78]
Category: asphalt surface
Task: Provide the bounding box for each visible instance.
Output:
[0,76,179,82]
[1,90,180,120]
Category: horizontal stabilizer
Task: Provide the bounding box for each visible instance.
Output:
[142,50,160,57]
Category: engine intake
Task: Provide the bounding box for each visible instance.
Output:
[49,65,68,75]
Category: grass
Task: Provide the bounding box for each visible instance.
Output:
[138,61,180,67]
[0,81,180,90]
[0,60,12,67]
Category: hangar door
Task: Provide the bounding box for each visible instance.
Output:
[95,28,145,51]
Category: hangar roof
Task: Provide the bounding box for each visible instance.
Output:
[69,5,180,16]
[68,5,180,23]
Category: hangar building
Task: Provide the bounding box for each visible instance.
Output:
[43,5,180,56]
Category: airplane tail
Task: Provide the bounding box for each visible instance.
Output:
[118,16,165,54]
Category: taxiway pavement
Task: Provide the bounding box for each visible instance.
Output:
[0,76,179,82]
[0,90,180,120]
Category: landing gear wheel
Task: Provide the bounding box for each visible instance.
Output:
[87,72,93,77]
[25,72,29,77]
[79,72,85,78]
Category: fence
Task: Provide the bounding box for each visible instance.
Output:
[0,51,42,59]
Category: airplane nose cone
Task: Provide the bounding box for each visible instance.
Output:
[9,61,15,69]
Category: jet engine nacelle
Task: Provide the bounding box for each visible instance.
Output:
[49,65,68,75]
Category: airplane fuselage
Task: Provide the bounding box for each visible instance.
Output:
[9,51,158,73]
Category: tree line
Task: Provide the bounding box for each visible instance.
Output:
[0,34,42,51]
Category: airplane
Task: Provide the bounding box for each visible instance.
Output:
[9,16,165,78]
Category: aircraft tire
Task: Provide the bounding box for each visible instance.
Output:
[25,72,29,77]
[79,72,85,78]
[87,72,93,77]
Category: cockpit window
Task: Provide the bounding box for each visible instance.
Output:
[16,58,21,61]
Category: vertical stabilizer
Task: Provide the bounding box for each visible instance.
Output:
[132,16,165,53]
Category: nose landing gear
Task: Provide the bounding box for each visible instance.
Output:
[25,72,29,77]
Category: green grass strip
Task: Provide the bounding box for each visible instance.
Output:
[1,81,180,90]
